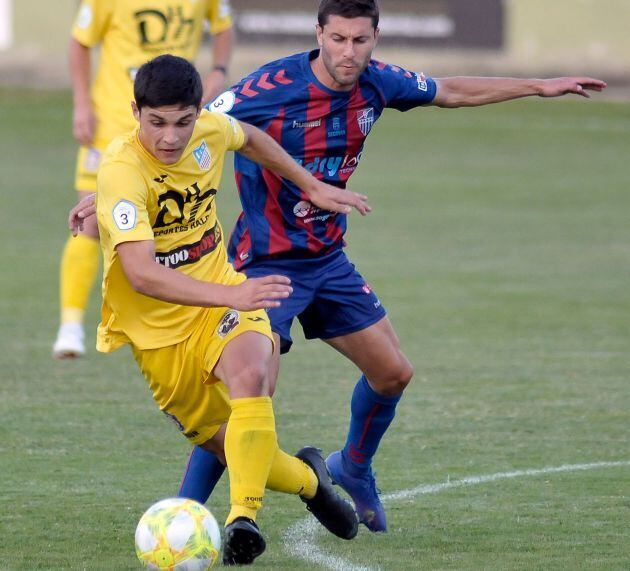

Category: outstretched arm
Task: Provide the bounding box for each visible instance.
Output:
[116,239,292,311]
[432,76,607,108]
[238,121,372,216]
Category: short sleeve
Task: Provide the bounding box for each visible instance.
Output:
[96,162,154,248]
[71,0,113,47]
[372,62,437,112]
[214,112,246,151]
[206,0,233,35]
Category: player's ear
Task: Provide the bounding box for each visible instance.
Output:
[131,101,140,122]
[374,27,380,44]
[316,24,323,47]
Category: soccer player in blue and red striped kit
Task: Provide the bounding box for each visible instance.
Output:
[177,0,605,533]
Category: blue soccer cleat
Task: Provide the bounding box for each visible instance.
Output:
[326,450,387,532]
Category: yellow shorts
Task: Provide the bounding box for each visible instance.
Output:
[132,306,273,446]
[74,142,108,192]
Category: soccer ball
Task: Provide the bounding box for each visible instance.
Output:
[135,498,221,570]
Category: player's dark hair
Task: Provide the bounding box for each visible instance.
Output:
[318,0,379,29]
[134,54,202,110]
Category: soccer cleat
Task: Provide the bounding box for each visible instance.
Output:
[52,323,85,359]
[326,450,387,532]
[295,446,359,540]
[222,517,266,566]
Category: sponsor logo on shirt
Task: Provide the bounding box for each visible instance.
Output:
[328,116,346,137]
[154,223,221,269]
[293,200,331,224]
[292,119,322,129]
[295,152,363,177]
[357,107,374,136]
[218,310,240,338]
[192,140,212,171]
[154,183,217,231]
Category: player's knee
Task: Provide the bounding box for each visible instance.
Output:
[373,355,413,396]
[229,361,270,397]
[392,357,414,393]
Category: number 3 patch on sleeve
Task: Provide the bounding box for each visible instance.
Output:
[112,200,137,231]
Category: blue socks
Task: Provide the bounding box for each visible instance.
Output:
[178,375,400,502]
[177,446,225,504]
[341,375,401,476]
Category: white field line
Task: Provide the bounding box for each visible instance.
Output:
[282,460,630,571]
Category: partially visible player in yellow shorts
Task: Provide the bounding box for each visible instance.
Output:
[90,55,369,564]
[54,0,234,358]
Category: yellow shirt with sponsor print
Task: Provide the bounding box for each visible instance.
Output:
[96,110,245,352]
[71,0,232,143]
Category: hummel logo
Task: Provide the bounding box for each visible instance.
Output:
[247,317,265,322]
[153,174,168,183]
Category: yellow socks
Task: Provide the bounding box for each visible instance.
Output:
[266,449,318,499]
[224,397,277,525]
[59,234,100,324]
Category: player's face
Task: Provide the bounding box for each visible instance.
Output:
[316,15,379,91]
[133,103,200,165]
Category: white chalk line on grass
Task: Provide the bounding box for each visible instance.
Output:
[282,460,630,571]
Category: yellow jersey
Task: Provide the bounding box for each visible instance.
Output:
[71,0,232,142]
[96,110,245,352]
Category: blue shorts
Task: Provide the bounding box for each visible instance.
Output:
[244,250,387,353]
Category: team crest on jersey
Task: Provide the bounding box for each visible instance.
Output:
[357,108,374,136]
[217,310,240,338]
[192,140,212,171]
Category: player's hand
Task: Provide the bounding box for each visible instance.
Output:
[69,193,96,236]
[73,100,96,145]
[227,275,292,310]
[538,77,607,98]
[306,180,372,216]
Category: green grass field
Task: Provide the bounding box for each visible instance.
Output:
[1,89,629,570]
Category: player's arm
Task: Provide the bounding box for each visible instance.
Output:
[431,76,607,108]
[116,239,292,311]
[201,27,234,105]
[68,37,96,145]
[237,121,372,216]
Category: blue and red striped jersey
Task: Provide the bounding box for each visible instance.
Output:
[206,49,437,269]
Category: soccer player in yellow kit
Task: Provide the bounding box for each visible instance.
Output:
[95,55,368,565]
[54,0,234,358]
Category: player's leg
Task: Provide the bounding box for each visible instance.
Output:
[212,330,278,527]
[53,146,102,359]
[298,253,411,531]
[214,328,358,563]
[325,316,413,532]
[177,336,281,505]
[178,426,226,503]
[176,261,309,503]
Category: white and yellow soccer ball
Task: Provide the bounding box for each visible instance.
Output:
[135,498,221,570]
